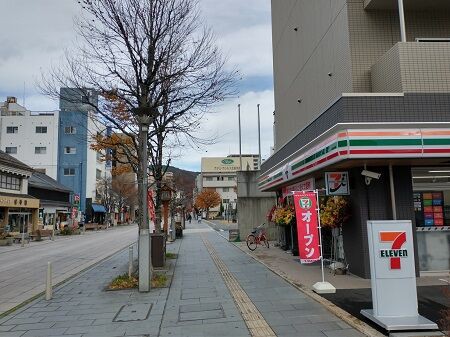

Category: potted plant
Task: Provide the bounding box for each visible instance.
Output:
[320,196,350,274]
[272,205,295,251]
[0,232,13,246]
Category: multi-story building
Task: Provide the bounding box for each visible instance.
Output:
[0,97,59,179]
[228,154,260,170]
[197,156,258,217]
[0,150,39,234]
[261,1,450,277]
[58,88,110,222]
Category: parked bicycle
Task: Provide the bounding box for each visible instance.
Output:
[246,223,269,251]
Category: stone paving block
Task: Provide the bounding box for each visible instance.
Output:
[11,322,55,331]
[0,332,26,337]
[51,319,95,328]
[4,317,44,325]
[20,327,68,336]
[322,328,366,337]
[179,309,224,321]
[0,324,15,332]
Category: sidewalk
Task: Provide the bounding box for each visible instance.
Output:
[0,223,368,337]
[0,225,138,317]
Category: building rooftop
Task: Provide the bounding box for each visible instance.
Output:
[29,172,72,193]
[0,150,33,172]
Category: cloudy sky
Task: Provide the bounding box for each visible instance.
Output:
[0,0,274,172]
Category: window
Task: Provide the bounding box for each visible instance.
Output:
[35,147,47,154]
[223,199,229,204]
[5,147,17,154]
[64,147,76,154]
[205,177,213,181]
[35,126,47,133]
[223,187,229,192]
[63,168,75,176]
[228,177,235,181]
[6,126,18,134]
[0,173,20,190]
[96,169,102,179]
[64,126,76,134]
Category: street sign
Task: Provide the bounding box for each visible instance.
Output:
[325,172,349,195]
[361,220,438,331]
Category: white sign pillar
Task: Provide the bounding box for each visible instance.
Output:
[361,220,438,331]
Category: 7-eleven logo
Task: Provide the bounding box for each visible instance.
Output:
[379,232,407,270]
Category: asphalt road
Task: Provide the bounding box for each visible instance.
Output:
[0,225,138,316]
[202,219,238,238]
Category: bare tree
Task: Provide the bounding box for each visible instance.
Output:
[41,0,236,233]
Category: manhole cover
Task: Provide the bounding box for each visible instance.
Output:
[178,303,225,322]
[113,303,153,322]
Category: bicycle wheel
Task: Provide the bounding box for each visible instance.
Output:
[246,234,257,251]
[262,235,269,248]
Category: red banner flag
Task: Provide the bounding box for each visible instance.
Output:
[147,190,156,223]
[293,191,321,264]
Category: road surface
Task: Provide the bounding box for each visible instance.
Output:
[0,225,138,316]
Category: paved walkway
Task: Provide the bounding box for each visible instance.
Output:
[0,222,366,337]
[0,225,138,316]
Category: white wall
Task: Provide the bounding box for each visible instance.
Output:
[85,112,110,201]
[0,111,59,179]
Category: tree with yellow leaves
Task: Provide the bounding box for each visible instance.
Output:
[194,189,221,220]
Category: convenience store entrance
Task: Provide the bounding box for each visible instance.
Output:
[412,167,450,273]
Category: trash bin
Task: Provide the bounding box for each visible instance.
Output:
[151,233,166,268]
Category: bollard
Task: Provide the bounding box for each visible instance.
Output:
[21,231,25,247]
[51,229,55,241]
[128,245,133,278]
[45,262,52,300]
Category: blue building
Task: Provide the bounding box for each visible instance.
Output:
[57,88,108,222]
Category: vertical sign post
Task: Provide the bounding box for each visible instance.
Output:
[361,220,438,331]
[293,190,336,293]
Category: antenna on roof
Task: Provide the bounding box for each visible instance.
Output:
[22,82,26,106]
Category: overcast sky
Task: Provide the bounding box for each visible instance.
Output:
[0,0,274,172]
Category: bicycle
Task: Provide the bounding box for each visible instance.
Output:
[246,223,269,251]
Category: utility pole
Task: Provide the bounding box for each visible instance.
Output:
[238,104,242,171]
[257,104,261,170]
[135,111,152,292]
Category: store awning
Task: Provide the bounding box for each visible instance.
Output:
[92,204,106,213]
[258,127,450,191]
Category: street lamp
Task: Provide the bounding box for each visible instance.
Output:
[135,110,152,292]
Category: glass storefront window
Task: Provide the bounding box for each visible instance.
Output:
[412,167,450,272]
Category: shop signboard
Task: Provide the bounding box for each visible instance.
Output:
[361,220,438,331]
[293,191,321,264]
[282,178,315,198]
[73,194,80,206]
[325,172,349,195]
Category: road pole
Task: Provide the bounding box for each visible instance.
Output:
[128,245,133,278]
[45,262,52,300]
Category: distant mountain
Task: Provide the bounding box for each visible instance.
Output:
[166,166,199,207]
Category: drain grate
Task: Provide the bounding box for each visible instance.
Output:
[113,303,153,322]
[178,303,225,322]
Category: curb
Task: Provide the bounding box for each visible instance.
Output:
[0,240,137,321]
[229,240,385,337]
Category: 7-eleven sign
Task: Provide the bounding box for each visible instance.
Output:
[379,232,407,270]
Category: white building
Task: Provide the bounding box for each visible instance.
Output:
[0,97,59,179]
[197,156,258,217]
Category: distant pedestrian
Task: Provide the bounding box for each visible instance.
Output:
[197,213,202,223]
[187,214,192,224]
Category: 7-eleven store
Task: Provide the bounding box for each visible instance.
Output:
[259,95,450,278]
